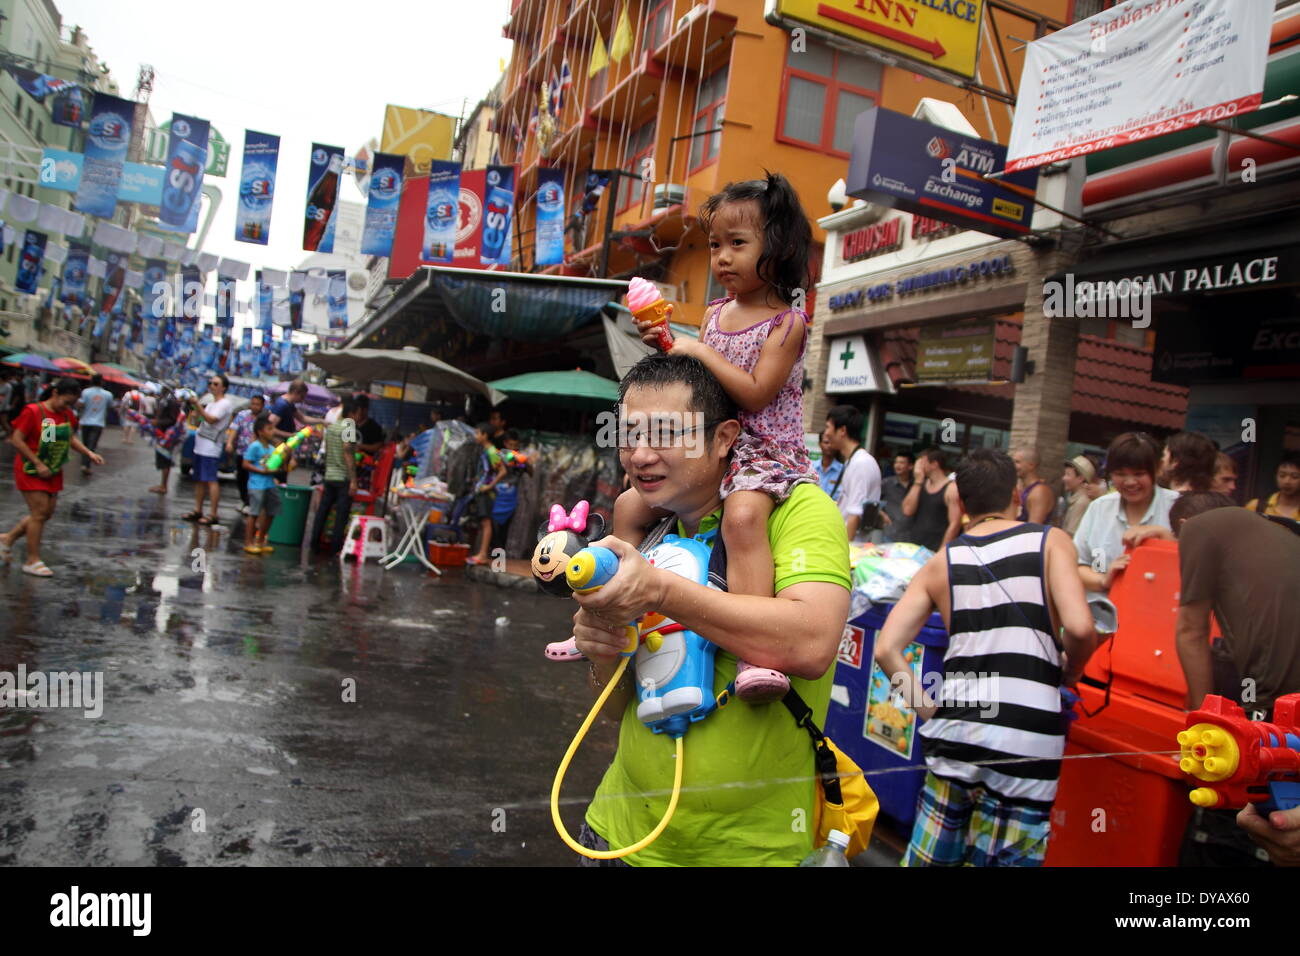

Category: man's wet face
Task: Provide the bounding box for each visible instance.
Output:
[618,383,727,512]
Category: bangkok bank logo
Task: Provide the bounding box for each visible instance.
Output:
[926,136,951,160]
[88,112,128,150]
[456,186,481,243]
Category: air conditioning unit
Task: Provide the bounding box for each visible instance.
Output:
[676,3,707,33]
[653,183,686,209]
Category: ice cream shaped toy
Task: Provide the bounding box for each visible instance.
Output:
[626,276,674,352]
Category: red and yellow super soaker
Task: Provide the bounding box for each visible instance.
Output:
[1177,694,1300,813]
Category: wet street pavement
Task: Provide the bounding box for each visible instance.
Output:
[0,429,617,866]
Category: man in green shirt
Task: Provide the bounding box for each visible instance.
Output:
[309,396,359,555]
[572,355,851,866]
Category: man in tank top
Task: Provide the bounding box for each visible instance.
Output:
[876,448,1098,866]
[901,446,962,552]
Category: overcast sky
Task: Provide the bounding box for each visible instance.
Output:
[56,0,513,289]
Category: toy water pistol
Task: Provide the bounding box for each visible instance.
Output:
[265,425,318,471]
[502,448,529,470]
[1177,694,1300,814]
[626,276,674,352]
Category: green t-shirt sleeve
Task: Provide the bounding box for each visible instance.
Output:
[769,483,851,593]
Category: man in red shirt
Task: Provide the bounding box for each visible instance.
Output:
[0,378,103,576]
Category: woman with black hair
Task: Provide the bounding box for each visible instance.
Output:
[0,377,103,576]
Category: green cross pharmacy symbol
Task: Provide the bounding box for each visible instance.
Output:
[839,341,856,370]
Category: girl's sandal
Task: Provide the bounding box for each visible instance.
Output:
[181,511,202,522]
[22,561,53,577]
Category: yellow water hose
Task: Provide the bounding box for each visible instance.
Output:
[550,655,684,860]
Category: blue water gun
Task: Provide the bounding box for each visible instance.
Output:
[565,537,722,739]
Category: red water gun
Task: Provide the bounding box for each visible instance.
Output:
[1177,694,1300,814]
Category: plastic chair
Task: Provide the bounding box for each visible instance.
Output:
[340,514,389,565]
[351,443,397,517]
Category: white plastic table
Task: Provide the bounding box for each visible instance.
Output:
[381,488,452,573]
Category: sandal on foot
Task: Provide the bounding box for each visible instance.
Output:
[22,561,53,577]
[244,544,263,555]
[198,515,219,526]
[181,511,202,522]
[258,544,274,554]
[545,637,586,662]
[734,660,790,703]
[465,556,487,565]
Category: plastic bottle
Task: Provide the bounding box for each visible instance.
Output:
[797,829,851,867]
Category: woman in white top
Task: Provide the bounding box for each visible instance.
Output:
[1074,432,1179,593]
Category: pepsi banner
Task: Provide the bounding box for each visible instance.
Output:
[159,113,210,234]
[236,130,280,245]
[422,160,461,263]
[51,87,85,129]
[258,337,274,375]
[100,252,127,315]
[326,270,348,329]
[360,152,404,256]
[535,168,565,267]
[303,143,344,253]
[257,271,274,331]
[195,334,217,372]
[143,316,161,353]
[15,229,47,294]
[216,275,236,328]
[142,258,169,318]
[62,240,90,300]
[481,165,515,267]
[75,92,134,218]
[4,66,72,103]
[280,338,295,373]
[181,265,203,320]
[288,277,305,330]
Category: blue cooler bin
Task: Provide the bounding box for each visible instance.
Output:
[824,602,949,828]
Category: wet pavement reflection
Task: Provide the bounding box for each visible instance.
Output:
[0,430,616,865]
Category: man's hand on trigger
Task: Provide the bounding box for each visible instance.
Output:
[571,535,666,624]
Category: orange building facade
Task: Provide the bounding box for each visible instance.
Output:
[496,0,1072,329]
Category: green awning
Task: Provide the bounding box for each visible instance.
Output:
[489,369,620,410]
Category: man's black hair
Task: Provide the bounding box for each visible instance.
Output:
[90,373,103,388]
[955,448,1017,517]
[1280,451,1300,469]
[826,404,864,438]
[475,420,493,435]
[920,445,946,471]
[353,392,370,409]
[253,414,274,433]
[619,354,738,442]
[1169,491,1236,535]
[894,450,914,462]
[53,377,83,396]
[503,428,520,443]
[340,396,359,417]
[698,170,812,306]
[209,372,229,390]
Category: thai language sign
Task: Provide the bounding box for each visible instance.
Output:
[1006,0,1272,171]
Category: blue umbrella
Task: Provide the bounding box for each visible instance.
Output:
[1,352,62,373]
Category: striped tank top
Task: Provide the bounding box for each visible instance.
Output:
[918,523,1064,807]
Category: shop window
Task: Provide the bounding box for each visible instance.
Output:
[35,121,42,142]
[13,91,21,115]
[777,39,880,157]
[688,64,728,172]
[618,119,656,212]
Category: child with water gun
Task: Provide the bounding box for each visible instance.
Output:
[241,415,293,555]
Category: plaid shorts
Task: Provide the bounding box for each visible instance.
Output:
[903,772,1052,867]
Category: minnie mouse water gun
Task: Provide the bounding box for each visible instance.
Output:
[533,500,727,861]
[265,425,318,471]
[1177,694,1300,813]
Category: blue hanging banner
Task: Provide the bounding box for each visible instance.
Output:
[280,338,294,372]
[422,160,461,264]
[303,143,344,253]
[51,86,85,128]
[158,113,210,234]
[180,265,203,320]
[256,271,274,331]
[288,275,305,330]
[360,152,404,256]
[75,92,134,218]
[326,270,348,329]
[61,240,89,301]
[258,337,274,375]
[481,165,515,267]
[216,275,236,328]
[15,229,47,294]
[235,130,280,245]
[143,316,160,353]
[142,258,169,319]
[535,167,565,267]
